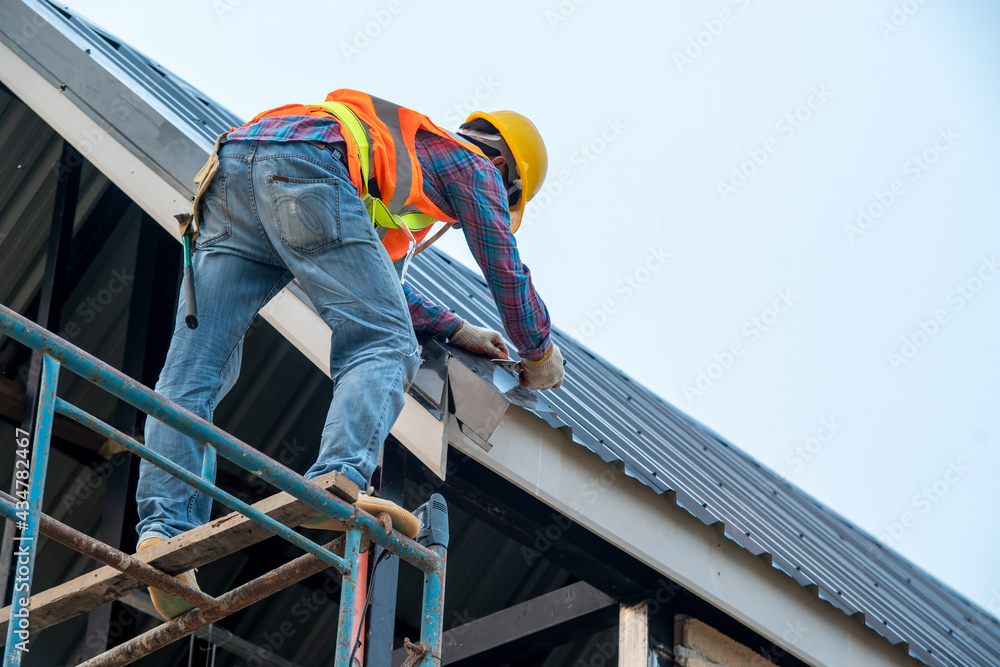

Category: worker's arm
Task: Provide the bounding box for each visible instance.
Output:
[409,130,555,386]
[404,283,510,357]
[443,164,552,361]
[403,283,462,338]
[404,283,510,361]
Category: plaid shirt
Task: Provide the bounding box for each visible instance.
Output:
[224,117,552,359]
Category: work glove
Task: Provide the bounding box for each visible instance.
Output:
[450,321,509,359]
[520,343,564,391]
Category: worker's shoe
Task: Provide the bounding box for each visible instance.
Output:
[302,492,420,539]
[137,537,201,620]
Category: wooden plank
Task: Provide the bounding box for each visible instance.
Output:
[619,600,649,667]
[0,470,358,635]
[391,580,618,666]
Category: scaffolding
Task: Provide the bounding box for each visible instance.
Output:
[0,303,447,666]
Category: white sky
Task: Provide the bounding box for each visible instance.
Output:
[58,0,1000,618]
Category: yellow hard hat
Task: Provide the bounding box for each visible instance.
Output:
[462,111,547,233]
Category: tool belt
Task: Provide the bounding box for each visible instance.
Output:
[175,131,226,242]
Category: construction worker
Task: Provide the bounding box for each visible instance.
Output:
[135,89,563,618]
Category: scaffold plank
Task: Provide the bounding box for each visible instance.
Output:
[0,470,357,635]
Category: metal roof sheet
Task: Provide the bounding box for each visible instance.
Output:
[404,250,1000,667]
[33,4,240,146]
[10,2,1000,665]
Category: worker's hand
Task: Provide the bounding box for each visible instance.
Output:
[450,321,509,359]
[520,343,564,391]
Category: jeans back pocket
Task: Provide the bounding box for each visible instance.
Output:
[268,175,342,254]
[194,171,232,249]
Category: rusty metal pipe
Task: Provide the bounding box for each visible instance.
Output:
[77,535,347,667]
[54,397,350,574]
[418,545,447,666]
[0,304,439,574]
[0,491,214,611]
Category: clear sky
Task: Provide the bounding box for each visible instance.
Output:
[58,0,1000,617]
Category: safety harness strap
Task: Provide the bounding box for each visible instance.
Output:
[314,101,436,233]
[314,101,372,189]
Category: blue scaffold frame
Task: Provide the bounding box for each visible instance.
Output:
[0,304,445,666]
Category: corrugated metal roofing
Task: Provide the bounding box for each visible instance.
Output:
[405,251,1000,667]
[9,2,1000,665]
[33,4,238,146]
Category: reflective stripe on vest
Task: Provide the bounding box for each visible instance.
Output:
[369,95,413,214]
[315,101,436,233]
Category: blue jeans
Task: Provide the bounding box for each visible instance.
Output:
[135,140,421,543]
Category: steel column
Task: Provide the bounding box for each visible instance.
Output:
[334,527,363,665]
[19,140,80,432]
[366,440,406,666]
[418,545,447,666]
[349,549,369,663]
[3,355,59,666]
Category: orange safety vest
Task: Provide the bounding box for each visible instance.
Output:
[235,89,488,261]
